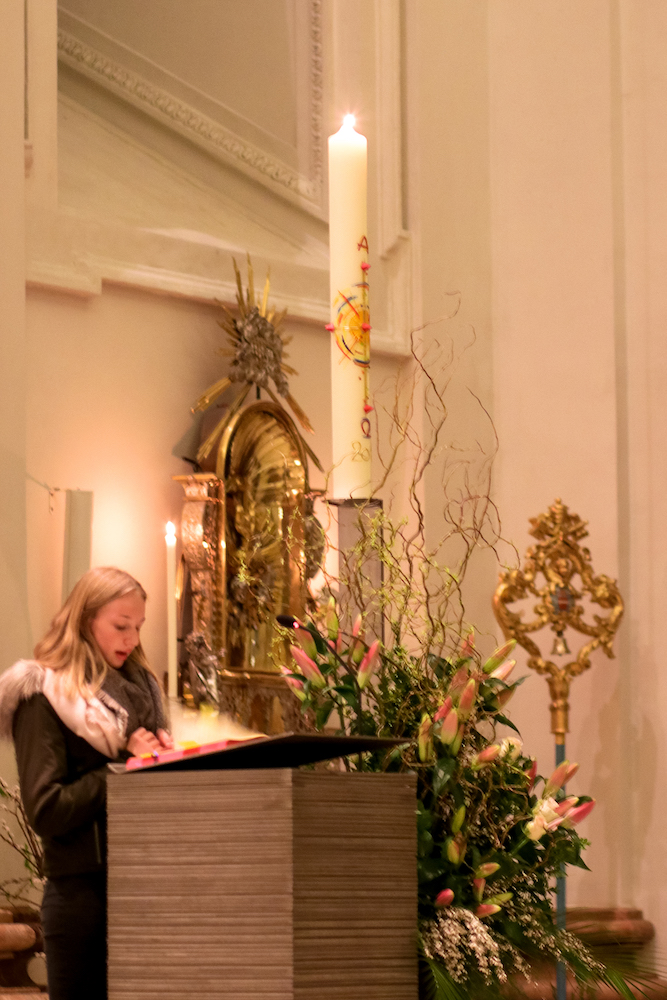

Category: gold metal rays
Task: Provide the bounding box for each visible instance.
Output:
[492,499,624,742]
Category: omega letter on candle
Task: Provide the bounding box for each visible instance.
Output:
[328,115,371,499]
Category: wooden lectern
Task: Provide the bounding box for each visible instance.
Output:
[107,739,417,1000]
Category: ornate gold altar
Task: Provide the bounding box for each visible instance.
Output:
[174,260,324,733]
[492,499,624,742]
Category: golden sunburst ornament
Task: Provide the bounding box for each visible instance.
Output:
[192,257,322,471]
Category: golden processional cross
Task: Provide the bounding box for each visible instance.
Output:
[492,498,624,745]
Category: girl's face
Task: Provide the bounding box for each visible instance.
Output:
[90,591,146,669]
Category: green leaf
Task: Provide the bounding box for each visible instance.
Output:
[315,702,333,729]
[495,713,520,734]
[432,758,456,797]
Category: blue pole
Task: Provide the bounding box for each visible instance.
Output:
[555,740,567,1000]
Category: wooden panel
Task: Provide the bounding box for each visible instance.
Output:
[108,769,417,1000]
[108,770,294,1000]
[293,772,417,1000]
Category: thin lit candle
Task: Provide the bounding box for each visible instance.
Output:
[165,521,178,699]
[328,114,371,498]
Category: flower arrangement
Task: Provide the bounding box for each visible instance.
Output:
[277,601,632,999]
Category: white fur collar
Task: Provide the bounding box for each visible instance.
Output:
[0,659,127,758]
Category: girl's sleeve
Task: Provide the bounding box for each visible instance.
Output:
[13,695,107,838]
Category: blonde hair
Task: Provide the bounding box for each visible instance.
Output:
[35,567,155,697]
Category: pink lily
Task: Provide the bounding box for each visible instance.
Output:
[525,815,547,841]
[449,666,469,702]
[435,888,454,908]
[458,679,477,721]
[473,878,485,902]
[440,708,459,745]
[555,795,579,818]
[482,639,517,674]
[290,645,326,688]
[293,622,317,660]
[490,659,516,683]
[357,639,381,689]
[471,744,501,770]
[526,759,538,793]
[561,799,595,828]
[446,834,465,866]
[544,760,579,798]
[460,631,475,658]
[476,904,501,918]
[352,614,363,637]
[434,696,453,724]
[279,666,306,702]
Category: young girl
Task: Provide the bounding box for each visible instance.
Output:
[0,566,173,1000]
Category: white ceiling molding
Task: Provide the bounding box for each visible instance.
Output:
[57,1,326,219]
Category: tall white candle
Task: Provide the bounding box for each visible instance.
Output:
[165,521,178,699]
[328,115,371,498]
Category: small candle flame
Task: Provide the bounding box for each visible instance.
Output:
[165,521,176,544]
[343,114,356,129]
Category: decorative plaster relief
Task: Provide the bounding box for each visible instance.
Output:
[57,0,325,217]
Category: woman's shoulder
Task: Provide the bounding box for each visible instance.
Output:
[0,659,45,739]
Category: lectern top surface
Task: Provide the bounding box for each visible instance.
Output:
[111,732,406,774]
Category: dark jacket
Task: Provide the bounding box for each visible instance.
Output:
[13,693,113,877]
[0,658,167,879]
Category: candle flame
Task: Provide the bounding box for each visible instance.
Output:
[343,114,356,129]
[165,521,176,541]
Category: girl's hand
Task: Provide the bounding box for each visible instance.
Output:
[157,729,174,750]
[127,727,161,756]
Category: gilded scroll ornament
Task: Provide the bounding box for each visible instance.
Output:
[492,499,623,742]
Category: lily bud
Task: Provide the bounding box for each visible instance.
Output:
[418,714,433,762]
[476,863,500,878]
[445,834,465,866]
[482,638,517,674]
[357,639,381,689]
[451,804,466,834]
[294,623,318,660]
[473,877,485,902]
[449,666,469,702]
[487,892,513,904]
[440,708,459,746]
[435,888,454,908]
[290,645,326,688]
[280,666,306,702]
[476,904,501,918]
[434,696,453,724]
[352,614,363,637]
[460,631,475,658]
[490,659,516,683]
[561,799,595,828]
[350,639,365,665]
[325,597,339,640]
[450,723,465,757]
[458,679,478,721]
[544,760,579,798]
[555,795,579,817]
[471,744,501,770]
[526,759,538,793]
